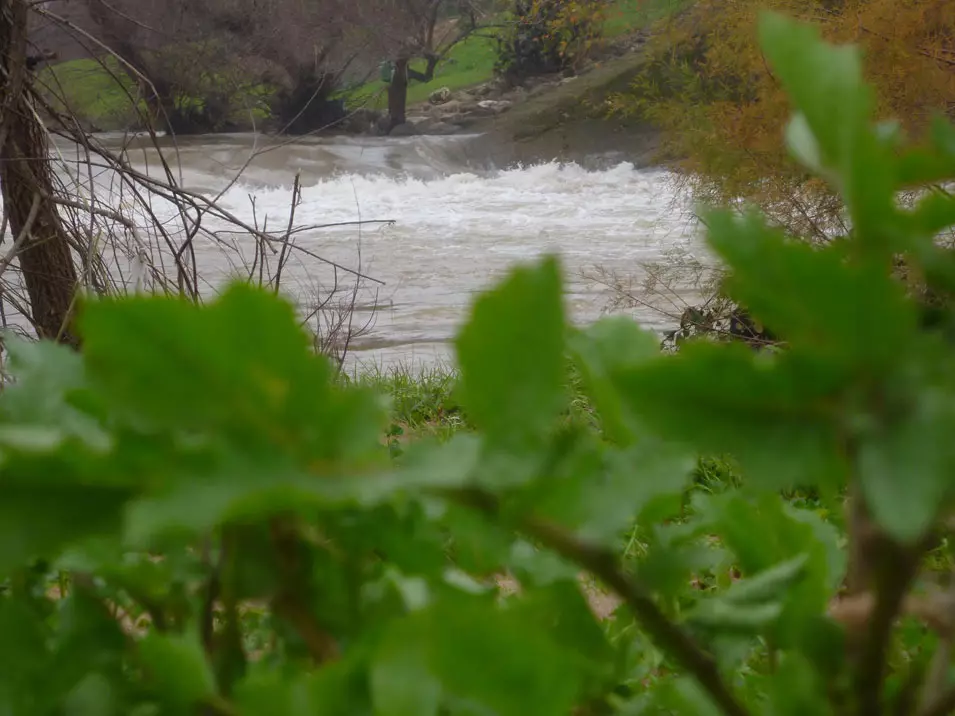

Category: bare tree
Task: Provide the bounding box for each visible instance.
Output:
[192,0,362,134]
[78,0,260,134]
[0,0,80,346]
[352,0,488,130]
[0,2,386,365]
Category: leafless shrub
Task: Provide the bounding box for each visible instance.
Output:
[1,1,384,370]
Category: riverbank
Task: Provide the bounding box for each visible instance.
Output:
[408,45,664,168]
[40,0,684,168]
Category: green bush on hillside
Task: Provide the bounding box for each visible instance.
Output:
[3,11,955,716]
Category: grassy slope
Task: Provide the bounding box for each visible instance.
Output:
[343,0,691,111]
[42,0,691,129]
[37,56,142,129]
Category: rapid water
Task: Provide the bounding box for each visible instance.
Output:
[43,132,702,368]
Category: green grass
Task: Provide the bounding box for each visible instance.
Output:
[36,56,142,129]
[341,0,693,110]
[341,33,501,111]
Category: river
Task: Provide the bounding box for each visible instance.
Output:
[45,132,702,369]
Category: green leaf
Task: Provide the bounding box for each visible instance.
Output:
[705,209,918,371]
[611,342,843,489]
[417,598,582,716]
[784,114,823,175]
[61,672,115,716]
[530,431,694,545]
[767,654,833,716]
[507,579,615,671]
[700,493,835,647]
[569,316,660,445]
[0,337,109,450]
[688,555,809,635]
[720,554,809,605]
[79,283,384,462]
[759,11,897,248]
[138,631,216,707]
[0,481,129,578]
[857,384,955,543]
[455,256,566,453]
[235,657,370,716]
[688,599,784,634]
[370,619,441,716]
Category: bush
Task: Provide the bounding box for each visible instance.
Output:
[495,0,606,82]
[4,11,955,716]
[607,0,955,240]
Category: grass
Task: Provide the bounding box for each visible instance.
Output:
[341,33,501,111]
[354,364,469,450]
[344,0,691,111]
[36,56,142,129]
[41,0,692,128]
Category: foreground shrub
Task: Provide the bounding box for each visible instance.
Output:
[3,11,955,716]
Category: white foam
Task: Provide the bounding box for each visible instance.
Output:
[36,135,703,368]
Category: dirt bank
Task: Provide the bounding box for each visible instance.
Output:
[381,42,664,170]
[461,52,662,169]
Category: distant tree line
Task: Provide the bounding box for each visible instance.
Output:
[28,0,492,134]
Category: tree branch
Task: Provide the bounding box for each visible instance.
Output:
[445,487,751,716]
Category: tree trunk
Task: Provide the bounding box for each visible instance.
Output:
[0,0,80,347]
[387,54,440,133]
[387,59,409,131]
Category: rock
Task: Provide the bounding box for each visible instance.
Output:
[528,82,555,97]
[428,86,452,105]
[389,122,418,137]
[429,99,464,118]
[476,99,512,115]
[418,120,461,135]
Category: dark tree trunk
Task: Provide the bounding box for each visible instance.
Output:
[387,59,409,131]
[0,0,80,347]
[387,54,440,133]
[273,72,344,135]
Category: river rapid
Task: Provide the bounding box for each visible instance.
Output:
[45,132,702,369]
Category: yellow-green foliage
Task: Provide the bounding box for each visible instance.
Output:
[610,0,955,237]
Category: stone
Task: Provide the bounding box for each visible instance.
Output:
[428,86,452,105]
[476,99,512,115]
[389,122,418,137]
[418,121,461,135]
[429,99,463,117]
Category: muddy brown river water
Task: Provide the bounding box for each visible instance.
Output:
[40,131,703,369]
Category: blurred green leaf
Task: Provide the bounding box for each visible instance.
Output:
[569,317,660,445]
[720,554,808,605]
[687,555,808,635]
[530,431,694,545]
[138,631,216,707]
[0,337,108,450]
[418,598,583,716]
[79,283,384,462]
[759,11,897,249]
[612,342,842,489]
[370,618,441,716]
[705,209,918,371]
[767,654,833,716]
[857,383,955,543]
[455,256,566,455]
